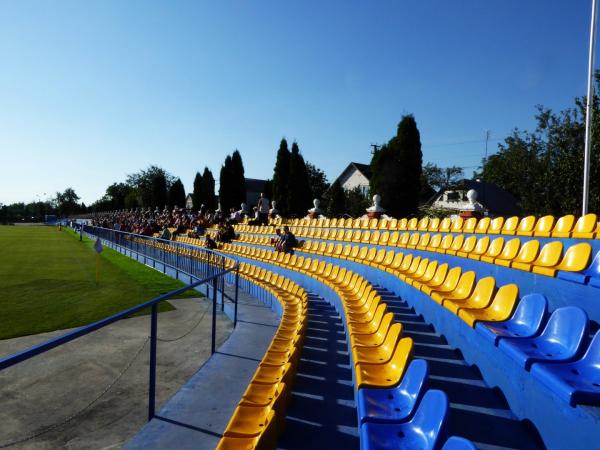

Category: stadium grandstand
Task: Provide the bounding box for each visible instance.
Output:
[45,207,597,450]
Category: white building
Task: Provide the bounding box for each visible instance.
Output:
[332,162,371,195]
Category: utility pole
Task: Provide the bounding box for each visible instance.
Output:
[484,130,491,161]
[370,144,380,154]
[583,0,598,215]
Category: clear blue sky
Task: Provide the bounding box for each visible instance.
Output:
[0,1,595,205]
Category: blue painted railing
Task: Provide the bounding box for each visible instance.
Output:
[0,225,240,422]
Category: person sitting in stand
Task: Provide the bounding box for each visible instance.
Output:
[159,225,172,241]
[248,206,260,225]
[205,235,217,249]
[281,226,298,254]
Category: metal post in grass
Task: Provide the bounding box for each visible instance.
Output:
[211,277,217,354]
[148,303,158,421]
[221,258,225,312]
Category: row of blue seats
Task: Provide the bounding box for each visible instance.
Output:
[357,359,476,450]
[476,293,600,406]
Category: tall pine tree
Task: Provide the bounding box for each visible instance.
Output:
[370,115,422,218]
[230,150,247,209]
[219,155,233,211]
[201,167,217,211]
[272,138,291,215]
[289,142,313,215]
[326,179,346,216]
[192,171,203,210]
[168,178,186,209]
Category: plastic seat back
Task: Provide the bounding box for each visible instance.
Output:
[552,215,576,237]
[407,389,449,450]
[361,230,371,243]
[439,235,454,252]
[428,217,440,232]
[398,218,408,231]
[442,436,477,450]
[516,216,537,236]
[488,217,505,234]
[428,234,442,250]
[533,215,555,237]
[407,218,418,231]
[496,238,521,261]
[439,218,452,233]
[513,240,540,264]
[583,251,600,284]
[501,216,519,235]
[370,231,381,244]
[498,294,548,338]
[463,218,477,233]
[450,217,464,233]
[471,236,490,257]
[379,219,389,230]
[397,359,429,415]
[572,213,598,238]
[417,233,431,249]
[418,217,429,231]
[389,218,398,230]
[399,232,411,247]
[449,235,465,253]
[459,236,477,254]
[540,306,589,355]
[475,217,491,234]
[533,241,563,268]
[556,243,592,272]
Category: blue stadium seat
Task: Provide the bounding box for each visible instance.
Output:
[360,389,448,450]
[475,293,548,346]
[357,359,428,425]
[498,306,589,371]
[530,330,600,406]
[441,436,477,450]
[557,249,600,285]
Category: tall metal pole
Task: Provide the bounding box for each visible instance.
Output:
[583,0,598,215]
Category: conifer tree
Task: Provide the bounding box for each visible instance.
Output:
[201,167,217,211]
[219,155,233,212]
[168,178,186,209]
[192,171,203,210]
[289,142,313,215]
[326,179,346,216]
[230,150,247,209]
[272,138,291,215]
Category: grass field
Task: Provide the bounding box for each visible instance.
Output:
[0,225,197,340]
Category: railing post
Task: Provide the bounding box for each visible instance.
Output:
[234,265,239,328]
[148,303,158,421]
[211,277,217,354]
[175,244,180,280]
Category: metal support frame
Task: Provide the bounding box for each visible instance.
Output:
[583,0,598,214]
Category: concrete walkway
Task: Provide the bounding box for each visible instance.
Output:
[124,284,280,450]
[0,297,232,450]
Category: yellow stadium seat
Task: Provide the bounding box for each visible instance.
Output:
[450,217,464,233]
[379,219,390,230]
[417,217,429,231]
[351,230,362,243]
[352,323,403,365]
[437,234,454,253]
[330,218,338,228]
[415,263,449,292]
[407,218,418,231]
[357,247,369,262]
[463,217,477,233]
[355,337,413,389]
[373,249,387,267]
[395,254,415,274]
[379,231,390,246]
[572,213,598,238]
[353,218,362,228]
[468,236,490,261]
[458,284,519,327]
[431,271,476,304]
[510,240,540,271]
[494,238,521,267]
[551,214,576,238]
[428,217,440,232]
[474,217,490,234]
[389,231,400,246]
[530,241,563,275]
[533,243,591,277]
[404,258,429,282]
[349,311,392,336]
[388,218,398,230]
[423,266,462,296]
[439,218,452,233]
[487,217,505,234]
[216,433,264,450]
[387,253,405,273]
[516,216,537,236]
[443,276,495,314]
[368,231,380,244]
[398,218,408,231]
[427,234,442,251]
[321,229,330,240]
[350,313,395,347]
[399,257,424,281]
[343,230,353,241]
[369,218,379,229]
[445,235,465,256]
[407,260,438,287]
[500,216,519,235]
[398,232,411,248]
[456,236,478,258]
[416,233,431,250]
[407,233,421,249]
[382,250,396,268]
[365,247,378,265]
[480,237,505,263]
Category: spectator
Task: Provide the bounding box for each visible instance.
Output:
[159,226,172,240]
[281,226,298,254]
[205,235,217,249]
[257,193,270,225]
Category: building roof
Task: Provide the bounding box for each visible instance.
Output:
[331,162,372,187]
[428,179,521,216]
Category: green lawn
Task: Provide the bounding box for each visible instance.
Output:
[0,225,198,340]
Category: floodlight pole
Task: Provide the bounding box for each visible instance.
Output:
[583,0,598,215]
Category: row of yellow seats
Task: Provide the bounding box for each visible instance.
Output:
[297,229,592,278]
[218,243,419,391]
[216,263,308,450]
[261,214,600,239]
[267,241,519,329]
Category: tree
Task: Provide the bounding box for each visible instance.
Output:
[201,167,217,211]
[192,172,203,210]
[219,155,234,211]
[288,142,313,215]
[230,150,247,209]
[168,178,186,209]
[422,163,464,191]
[105,182,131,210]
[272,138,291,215]
[370,115,423,217]
[306,162,330,200]
[54,188,80,217]
[326,179,346,216]
[263,179,273,201]
[126,166,173,208]
[345,186,371,217]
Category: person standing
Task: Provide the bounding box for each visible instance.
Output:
[257,192,270,226]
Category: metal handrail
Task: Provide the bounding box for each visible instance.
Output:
[0,225,240,422]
